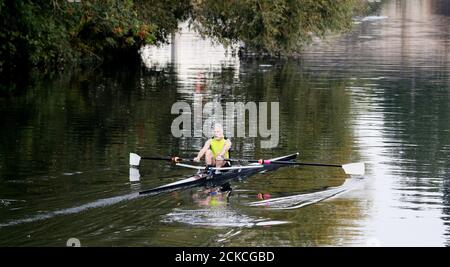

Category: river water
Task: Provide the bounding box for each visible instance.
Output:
[0,0,449,246]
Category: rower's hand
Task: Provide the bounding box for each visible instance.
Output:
[216,155,224,161]
[193,157,201,163]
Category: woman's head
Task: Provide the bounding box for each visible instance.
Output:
[213,123,224,139]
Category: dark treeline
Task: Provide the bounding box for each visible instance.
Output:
[0,0,378,82]
[0,0,190,71]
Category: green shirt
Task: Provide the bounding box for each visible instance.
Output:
[210,138,229,159]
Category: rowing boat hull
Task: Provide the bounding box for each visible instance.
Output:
[139,153,299,196]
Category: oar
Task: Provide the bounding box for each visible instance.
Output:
[253,160,365,175]
[130,153,365,175]
[129,153,257,166]
[176,163,264,171]
[129,153,194,166]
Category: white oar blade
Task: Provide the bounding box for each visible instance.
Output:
[130,153,141,166]
[342,162,365,175]
[129,167,141,182]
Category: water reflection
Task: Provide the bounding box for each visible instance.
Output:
[162,208,288,228]
[140,22,239,93]
[247,178,364,210]
[339,0,450,246]
[162,186,288,228]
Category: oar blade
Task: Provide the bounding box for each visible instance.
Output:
[342,162,365,175]
[130,153,141,166]
[129,167,141,182]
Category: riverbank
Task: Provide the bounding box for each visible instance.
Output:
[1,0,381,89]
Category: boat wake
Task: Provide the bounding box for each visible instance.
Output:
[161,207,288,228]
[361,15,388,22]
[247,178,363,210]
[353,15,388,25]
[0,193,140,228]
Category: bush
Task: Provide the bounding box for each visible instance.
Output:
[0,0,190,73]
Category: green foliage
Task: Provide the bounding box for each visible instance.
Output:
[61,0,158,55]
[134,0,191,44]
[0,0,190,73]
[1,1,70,69]
[0,0,369,73]
[191,0,362,57]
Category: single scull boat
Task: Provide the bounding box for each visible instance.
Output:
[137,153,299,196]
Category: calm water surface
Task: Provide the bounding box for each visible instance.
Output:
[0,0,449,246]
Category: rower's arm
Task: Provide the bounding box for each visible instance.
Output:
[219,139,232,157]
[196,139,211,159]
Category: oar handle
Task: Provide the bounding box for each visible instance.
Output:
[226,159,258,163]
[141,156,194,163]
[141,157,173,161]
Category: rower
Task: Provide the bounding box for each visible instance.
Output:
[193,123,232,171]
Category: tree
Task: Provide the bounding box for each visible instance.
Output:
[0,0,191,73]
[0,0,371,75]
[190,0,361,57]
